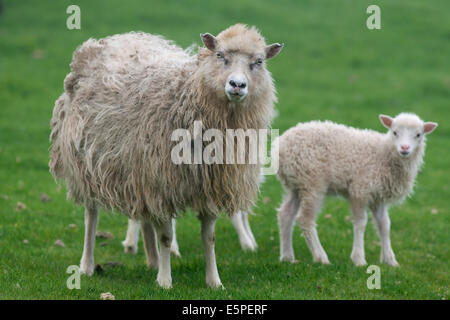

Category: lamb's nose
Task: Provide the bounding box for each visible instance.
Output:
[401,145,410,151]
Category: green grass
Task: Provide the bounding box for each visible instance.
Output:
[0,0,449,299]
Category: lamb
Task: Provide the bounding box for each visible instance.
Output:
[122,210,258,256]
[275,113,437,266]
[49,24,283,288]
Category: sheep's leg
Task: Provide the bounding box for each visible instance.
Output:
[278,191,300,262]
[241,211,258,249]
[297,194,330,264]
[350,200,368,266]
[122,219,140,254]
[154,219,173,288]
[141,220,159,269]
[231,211,256,251]
[170,219,181,257]
[80,203,99,276]
[199,214,223,289]
[372,204,399,267]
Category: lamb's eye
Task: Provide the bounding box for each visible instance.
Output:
[393,131,398,136]
[216,52,224,59]
[255,58,263,65]
[416,133,421,138]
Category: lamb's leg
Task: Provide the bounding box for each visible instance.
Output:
[372,204,399,267]
[278,191,300,262]
[122,219,140,254]
[141,220,159,269]
[154,219,173,288]
[80,203,99,276]
[231,211,256,251]
[241,211,258,249]
[297,194,330,264]
[199,214,223,289]
[170,219,181,257]
[350,200,368,266]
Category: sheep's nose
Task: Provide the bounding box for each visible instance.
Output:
[401,145,410,151]
[229,79,247,89]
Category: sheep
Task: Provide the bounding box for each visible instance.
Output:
[49,24,283,288]
[122,210,258,255]
[122,175,267,255]
[274,113,437,266]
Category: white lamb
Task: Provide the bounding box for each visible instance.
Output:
[275,113,437,266]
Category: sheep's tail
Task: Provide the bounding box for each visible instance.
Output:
[64,38,103,97]
[49,93,69,179]
[49,39,103,180]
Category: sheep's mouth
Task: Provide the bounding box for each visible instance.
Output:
[226,91,246,102]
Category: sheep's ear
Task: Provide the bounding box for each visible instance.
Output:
[200,33,217,51]
[265,43,284,60]
[423,122,438,134]
[379,114,393,129]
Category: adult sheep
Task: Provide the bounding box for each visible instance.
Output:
[122,210,258,256]
[49,24,283,288]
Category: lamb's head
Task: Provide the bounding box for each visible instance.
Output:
[198,24,283,103]
[380,113,437,158]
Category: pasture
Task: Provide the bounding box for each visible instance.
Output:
[0,0,448,299]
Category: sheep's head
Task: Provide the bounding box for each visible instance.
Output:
[198,24,283,103]
[380,113,437,158]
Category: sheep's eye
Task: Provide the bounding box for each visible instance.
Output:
[393,131,398,136]
[216,52,224,59]
[250,58,263,70]
[416,133,421,138]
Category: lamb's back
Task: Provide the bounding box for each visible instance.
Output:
[278,121,386,191]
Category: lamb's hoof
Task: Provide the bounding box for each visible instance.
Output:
[157,276,172,289]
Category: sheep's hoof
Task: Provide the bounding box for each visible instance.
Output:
[79,262,95,276]
[170,247,181,257]
[383,259,400,267]
[351,254,367,266]
[314,255,331,265]
[207,281,225,290]
[157,277,172,289]
[146,260,159,270]
[280,255,296,263]
[381,252,399,267]
[352,260,368,267]
[123,243,138,255]
[241,243,258,252]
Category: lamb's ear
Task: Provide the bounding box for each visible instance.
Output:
[379,114,393,129]
[423,122,438,134]
[200,33,217,51]
[265,43,284,60]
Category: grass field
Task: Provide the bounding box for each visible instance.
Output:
[0,0,448,299]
